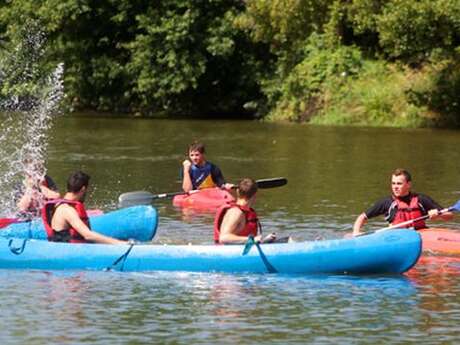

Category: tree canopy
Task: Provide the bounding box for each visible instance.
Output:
[1,0,459,126]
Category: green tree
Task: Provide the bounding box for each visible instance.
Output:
[0,0,265,116]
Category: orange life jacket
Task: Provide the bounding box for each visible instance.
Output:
[387,194,426,230]
[213,202,260,244]
[42,199,90,243]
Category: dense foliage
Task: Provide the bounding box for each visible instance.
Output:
[1,0,459,126]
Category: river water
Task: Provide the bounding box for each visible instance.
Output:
[1,115,460,344]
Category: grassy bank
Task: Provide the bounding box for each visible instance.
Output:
[266,58,459,128]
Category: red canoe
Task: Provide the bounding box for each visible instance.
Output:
[419,228,460,256]
[172,188,235,211]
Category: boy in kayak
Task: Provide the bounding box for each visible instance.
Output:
[42,170,126,244]
[352,168,454,236]
[214,177,276,244]
[15,159,60,219]
[181,141,233,192]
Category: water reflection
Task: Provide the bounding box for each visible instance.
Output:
[0,270,419,344]
[405,256,460,342]
[1,117,460,343]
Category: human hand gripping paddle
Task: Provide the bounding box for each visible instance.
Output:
[118,177,288,208]
[354,199,460,237]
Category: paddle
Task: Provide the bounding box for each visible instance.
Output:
[356,199,460,237]
[0,218,19,229]
[118,177,287,208]
[242,235,277,273]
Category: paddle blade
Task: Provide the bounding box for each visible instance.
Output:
[242,236,255,255]
[256,177,287,189]
[449,200,460,213]
[118,191,154,208]
[0,218,17,229]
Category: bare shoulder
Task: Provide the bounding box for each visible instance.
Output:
[56,204,78,217]
[225,206,244,218]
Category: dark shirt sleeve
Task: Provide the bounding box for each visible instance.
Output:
[417,193,443,211]
[364,197,394,219]
[210,163,226,187]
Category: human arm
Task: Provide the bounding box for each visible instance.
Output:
[210,164,234,189]
[40,176,60,199]
[16,178,38,211]
[218,208,265,244]
[352,213,368,236]
[352,197,392,236]
[418,194,454,221]
[17,191,34,211]
[181,160,193,192]
[39,183,60,199]
[427,208,454,221]
[60,205,126,244]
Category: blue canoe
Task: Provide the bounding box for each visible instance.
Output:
[0,230,421,274]
[0,206,157,242]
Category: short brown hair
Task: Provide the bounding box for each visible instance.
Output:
[392,168,412,182]
[237,178,258,199]
[67,171,90,193]
[188,141,205,154]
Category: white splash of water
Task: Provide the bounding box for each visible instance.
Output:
[0,28,65,217]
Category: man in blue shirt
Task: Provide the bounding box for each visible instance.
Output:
[181,142,233,192]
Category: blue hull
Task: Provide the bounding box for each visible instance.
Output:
[0,206,158,242]
[0,230,421,274]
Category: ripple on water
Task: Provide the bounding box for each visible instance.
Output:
[4,269,453,344]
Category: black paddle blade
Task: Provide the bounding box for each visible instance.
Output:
[256,177,287,189]
[118,191,154,208]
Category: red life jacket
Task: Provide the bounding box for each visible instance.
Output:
[388,194,426,230]
[213,202,260,244]
[41,199,90,243]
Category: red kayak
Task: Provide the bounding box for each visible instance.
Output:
[172,188,235,211]
[419,228,460,256]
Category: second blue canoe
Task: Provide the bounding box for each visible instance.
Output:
[0,205,158,242]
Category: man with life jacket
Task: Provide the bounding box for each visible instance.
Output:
[41,170,126,244]
[181,141,234,193]
[352,168,454,236]
[214,178,276,244]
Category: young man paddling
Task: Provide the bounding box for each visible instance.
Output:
[42,171,126,244]
[181,142,233,192]
[214,178,276,244]
[352,168,454,236]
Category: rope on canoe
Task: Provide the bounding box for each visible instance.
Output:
[8,239,27,255]
[105,242,135,272]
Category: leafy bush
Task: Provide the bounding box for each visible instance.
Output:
[265,34,363,121]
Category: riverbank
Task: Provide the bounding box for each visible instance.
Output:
[265,58,460,128]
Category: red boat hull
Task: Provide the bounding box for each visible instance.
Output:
[173,188,235,211]
[419,228,460,256]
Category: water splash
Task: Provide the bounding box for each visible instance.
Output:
[0,26,64,216]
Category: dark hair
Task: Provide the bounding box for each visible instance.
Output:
[188,141,205,154]
[392,168,412,182]
[67,171,90,193]
[237,178,258,199]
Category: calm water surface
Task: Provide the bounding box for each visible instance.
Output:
[1,116,460,344]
